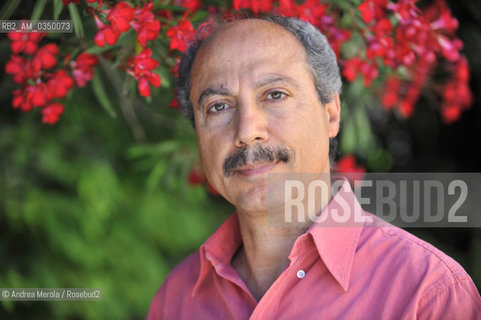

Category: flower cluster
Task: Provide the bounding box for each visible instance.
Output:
[128,48,161,97]
[166,20,195,52]
[354,0,469,119]
[91,1,163,96]
[441,57,472,123]
[5,33,98,124]
[5,0,471,129]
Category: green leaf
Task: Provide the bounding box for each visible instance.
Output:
[53,0,64,20]
[153,4,186,11]
[353,105,375,155]
[146,161,167,190]
[367,148,392,172]
[68,3,84,38]
[85,45,115,55]
[340,116,356,154]
[91,72,117,118]
[157,66,171,89]
[31,0,48,21]
[0,0,22,20]
[190,10,209,23]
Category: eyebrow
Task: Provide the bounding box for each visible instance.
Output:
[252,76,300,90]
[197,88,231,109]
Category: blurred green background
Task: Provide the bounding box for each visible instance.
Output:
[1,0,481,319]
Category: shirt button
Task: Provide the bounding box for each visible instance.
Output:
[297,270,306,279]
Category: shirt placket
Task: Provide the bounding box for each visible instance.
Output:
[249,239,319,320]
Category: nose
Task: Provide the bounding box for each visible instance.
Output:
[234,96,268,148]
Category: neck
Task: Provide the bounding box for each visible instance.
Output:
[232,211,311,301]
[232,174,331,301]
[232,183,332,301]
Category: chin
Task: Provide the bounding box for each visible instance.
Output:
[235,184,269,213]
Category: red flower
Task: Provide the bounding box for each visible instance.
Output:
[188,168,205,185]
[41,102,65,124]
[108,2,135,33]
[440,57,472,123]
[94,25,120,47]
[12,89,33,111]
[13,84,53,112]
[398,85,419,118]
[342,58,378,86]
[155,9,173,21]
[441,105,460,123]
[438,36,462,62]
[342,58,359,82]
[233,0,273,13]
[8,32,45,54]
[381,77,401,109]
[71,52,98,87]
[5,55,32,84]
[327,28,351,58]
[358,1,374,24]
[297,0,328,25]
[167,20,195,52]
[130,48,161,97]
[455,56,469,81]
[62,0,80,4]
[132,2,161,47]
[26,83,50,107]
[47,70,74,99]
[388,0,419,23]
[175,0,201,12]
[170,96,179,109]
[32,44,58,72]
[94,14,121,47]
[336,155,366,183]
[358,0,388,24]
[278,0,297,16]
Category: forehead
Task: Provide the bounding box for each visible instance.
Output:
[190,20,310,99]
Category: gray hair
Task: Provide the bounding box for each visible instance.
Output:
[176,16,341,163]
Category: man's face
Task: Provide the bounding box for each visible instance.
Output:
[190,20,340,212]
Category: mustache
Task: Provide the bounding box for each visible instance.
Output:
[223,144,292,177]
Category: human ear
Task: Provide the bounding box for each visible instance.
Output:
[326,93,341,138]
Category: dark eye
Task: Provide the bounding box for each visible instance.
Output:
[207,102,228,113]
[267,91,286,100]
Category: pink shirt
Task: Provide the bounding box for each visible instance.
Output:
[147,182,481,319]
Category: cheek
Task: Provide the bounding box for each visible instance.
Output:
[196,131,228,180]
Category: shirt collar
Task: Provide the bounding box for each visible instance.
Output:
[192,180,364,296]
[305,180,364,291]
[192,213,242,297]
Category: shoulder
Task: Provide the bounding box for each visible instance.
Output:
[359,215,481,317]
[146,251,202,319]
[363,216,466,278]
[163,250,202,289]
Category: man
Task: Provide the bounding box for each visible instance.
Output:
[147,16,481,319]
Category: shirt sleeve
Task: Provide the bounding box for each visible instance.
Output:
[146,285,167,320]
[417,276,481,320]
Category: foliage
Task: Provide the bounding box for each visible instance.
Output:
[3,0,472,160]
[0,86,233,318]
